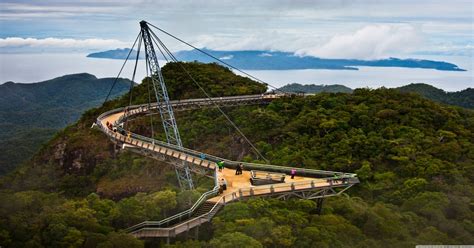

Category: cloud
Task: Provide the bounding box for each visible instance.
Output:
[193,24,424,59]
[259,53,273,57]
[219,55,233,60]
[0,37,127,50]
[192,32,313,52]
[296,24,424,59]
[415,44,474,56]
[0,24,426,60]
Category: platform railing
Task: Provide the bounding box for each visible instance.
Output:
[129,176,357,237]
[118,126,356,179]
[126,180,220,232]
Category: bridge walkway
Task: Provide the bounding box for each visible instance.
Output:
[96,94,359,239]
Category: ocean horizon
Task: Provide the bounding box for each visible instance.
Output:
[0,53,472,92]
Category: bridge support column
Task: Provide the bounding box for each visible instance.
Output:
[194,226,199,239]
[112,141,118,159]
[316,198,324,215]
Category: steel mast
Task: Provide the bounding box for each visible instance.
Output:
[140,20,194,189]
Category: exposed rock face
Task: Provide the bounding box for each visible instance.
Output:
[71,151,83,171]
[53,142,67,167]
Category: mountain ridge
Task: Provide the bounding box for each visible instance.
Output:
[397,83,474,109]
[0,73,132,175]
[278,83,473,109]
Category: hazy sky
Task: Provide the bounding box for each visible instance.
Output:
[0,0,472,60]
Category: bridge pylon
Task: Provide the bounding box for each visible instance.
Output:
[139,21,194,190]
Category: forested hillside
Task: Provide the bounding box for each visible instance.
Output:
[0,74,131,175]
[0,62,473,247]
[398,83,474,109]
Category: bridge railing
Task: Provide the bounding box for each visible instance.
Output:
[129,175,358,237]
[126,168,220,233]
[100,107,357,180]
[122,127,356,179]
[97,98,356,179]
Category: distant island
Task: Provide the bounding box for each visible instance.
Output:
[87,48,144,60]
[87,48,465,71]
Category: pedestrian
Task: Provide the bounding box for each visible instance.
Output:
[220,178,227,191]
[218,186,224,195]
[333,174,339,184]
[217,161,225,172]
[290,168,296,179]
[235,163,243,175]
[127,131,131,141]
[200,153,206,160]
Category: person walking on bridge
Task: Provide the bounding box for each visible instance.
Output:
[220,178,227,191]
[290,168,296,179]
[217,161,225,172]
[235,163,243,175]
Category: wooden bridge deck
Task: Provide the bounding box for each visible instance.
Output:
[210,168,327,203]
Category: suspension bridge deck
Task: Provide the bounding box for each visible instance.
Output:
[96,94,359,239]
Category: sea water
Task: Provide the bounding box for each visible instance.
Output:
[0,53,472,91]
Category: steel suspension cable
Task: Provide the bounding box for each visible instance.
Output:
[154,39,170,63]
[149,30,269,163]
[145,21,288,94]
[103,32,141,105]
[125,34,143,129]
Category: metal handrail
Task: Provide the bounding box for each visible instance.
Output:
[100,101,356,178]
[126,184,220,232]
[129,176,358,235]
[122,127,356,178]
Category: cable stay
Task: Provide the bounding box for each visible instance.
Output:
[103,32,141,104]
[145,27,269,163]
[145,21,288,94]
[104,20,301,188]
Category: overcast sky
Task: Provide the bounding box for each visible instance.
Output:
[0,0,472,60]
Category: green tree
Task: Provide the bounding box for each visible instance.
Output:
[210,232,262,248]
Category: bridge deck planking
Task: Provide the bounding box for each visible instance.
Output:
[210,168,325,202]
[100,112,218,170]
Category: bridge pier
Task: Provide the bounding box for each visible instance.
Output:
[316,198,324,215]
[194,226,199,240]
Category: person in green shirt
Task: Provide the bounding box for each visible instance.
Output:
[217,161,225,172]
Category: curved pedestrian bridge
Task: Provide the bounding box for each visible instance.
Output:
[95,94,359,239]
